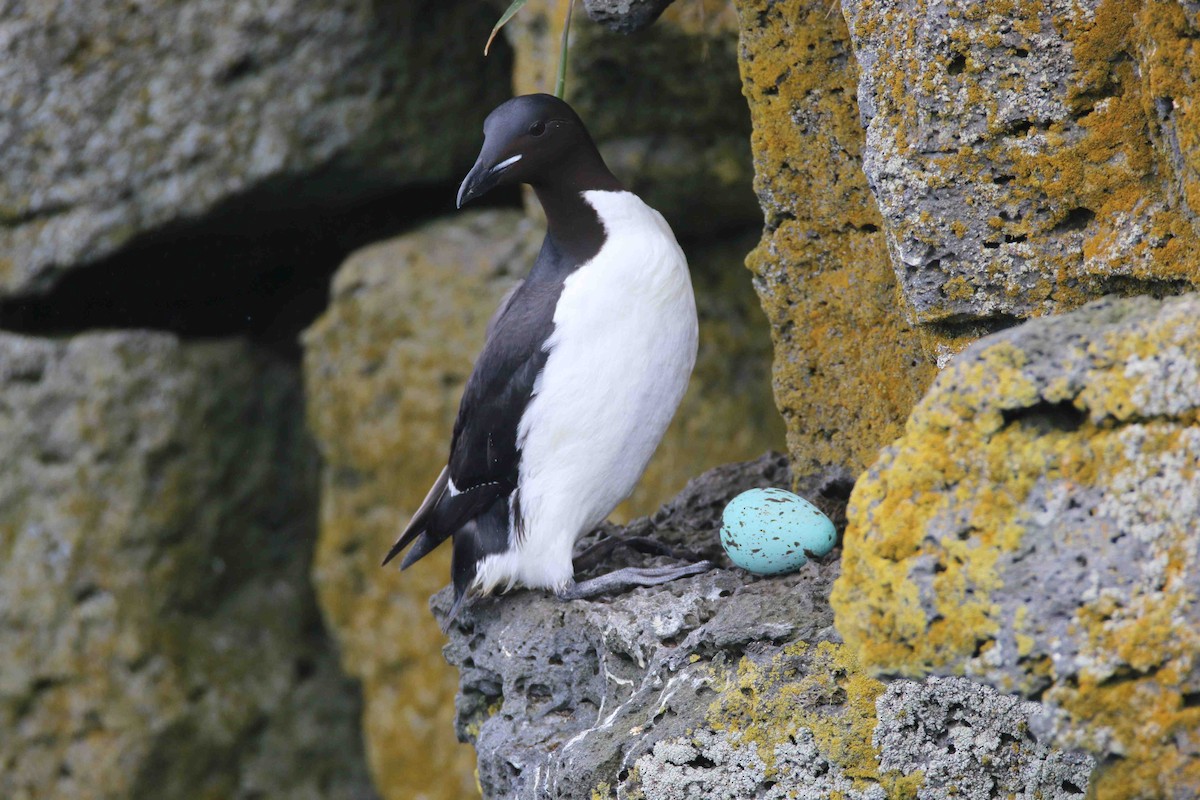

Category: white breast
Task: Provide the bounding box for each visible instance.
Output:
[472,190,698,594]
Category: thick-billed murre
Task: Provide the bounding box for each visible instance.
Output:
[382,94,707,621]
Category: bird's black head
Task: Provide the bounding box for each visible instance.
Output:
[456,94,617,208]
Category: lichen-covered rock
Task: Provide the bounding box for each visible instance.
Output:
[832,293,1200,798]
[502,0,757,240]
[0,0,507,298]
[301,212,782,799]
[0,332,375,800]
[843,0,1200,353]
[874,677,1093,799]
[734,0,936,478]
[303,211,533,800]
[439,456,1091,799]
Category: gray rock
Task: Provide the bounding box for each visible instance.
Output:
[842,0,1200,332]
[0,0,507,298]
[582,0,676,33]
[636,728,887,800]
[875,677,1093,800]
[438,455,1090,799]
[0,332,375,800]
[833,292,1200,796]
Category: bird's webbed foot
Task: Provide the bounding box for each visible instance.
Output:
[572,535,703,573]
[556,561,713,601]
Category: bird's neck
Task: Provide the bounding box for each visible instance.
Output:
[532,156,623,266]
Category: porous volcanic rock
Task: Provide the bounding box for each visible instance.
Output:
[0,0,507,298]
[0,332,375,800]
[302,211,783,799]
[440,456,1093,799]
[842,0,1200,354]
[733,0,936,478]
[833,293,1200,798]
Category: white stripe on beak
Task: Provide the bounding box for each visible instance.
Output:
[492,154,522,173]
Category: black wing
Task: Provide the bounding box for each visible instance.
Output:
[382,273,564,570]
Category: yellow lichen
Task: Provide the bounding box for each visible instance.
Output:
[833,296,1200,798]
[844,0,1200,357]
[706,641,923,796]
[735,0,936,478]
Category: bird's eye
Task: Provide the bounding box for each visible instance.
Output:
[529,121,547,137]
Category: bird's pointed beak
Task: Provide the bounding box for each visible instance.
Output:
[457,153,522,209]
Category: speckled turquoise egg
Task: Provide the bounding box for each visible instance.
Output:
[719,488,836,575]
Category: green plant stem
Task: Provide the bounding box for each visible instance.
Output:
[555,0,575,99]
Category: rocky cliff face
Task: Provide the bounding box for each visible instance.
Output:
[0,0,506,300]
[5,0,1200,798]
[0,333,375,800]
[297,6,785,798]
[735,0,936,479]
[436,1,1200,798]
[833,293,1200,798]
[843,0,1200,355]
[439,456,1094,799]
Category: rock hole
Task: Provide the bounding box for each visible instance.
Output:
[948,53,967,75]
[294,658,316,682]
[526,684,552,702]
[214,52,256,84]
[1013,47,1031,58]
[1097,663,1163,688]
[992,174,1015,186]
[1061,779,1085,794]
[1181,691,1200,709]
[1004,119,1034,137]
[1004,233,1027,244]
[1001,400,1085,434]
[548,654,563,666]
[688,753,716,769]
[999,731,1021,747]
[983,240,1001,249]
[1053,207,1095,234]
